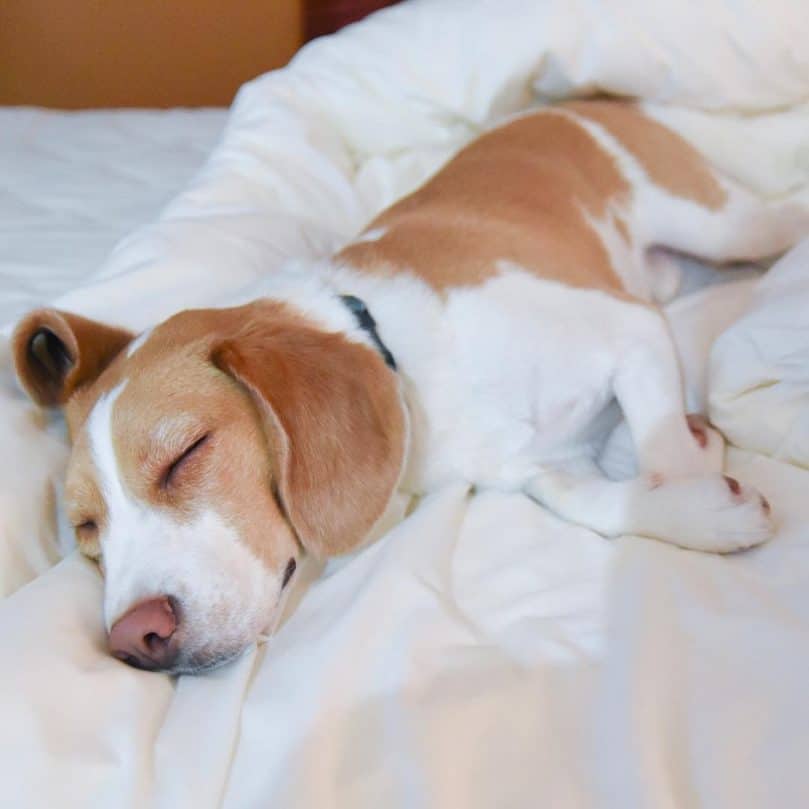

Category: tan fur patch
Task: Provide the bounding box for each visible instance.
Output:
[339,101,728,295]
[614,214,631,245]
[338,112,630,294]
[211,301,406,559]
[563,100,727,210]
[12,308,132,409]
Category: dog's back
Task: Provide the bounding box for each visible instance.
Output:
[338,101,727,300]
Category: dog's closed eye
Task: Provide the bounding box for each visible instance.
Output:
[162,433,211,489]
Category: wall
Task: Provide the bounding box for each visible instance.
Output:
[0,0,303,108]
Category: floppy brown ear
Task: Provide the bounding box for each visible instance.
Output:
[212,306,406,559]
[12,308,133,407]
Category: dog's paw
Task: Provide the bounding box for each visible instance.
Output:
[661,474,774,553]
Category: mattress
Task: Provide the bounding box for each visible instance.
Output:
[1,2,809,808]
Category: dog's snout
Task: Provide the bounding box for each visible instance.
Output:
[109,596,179,671]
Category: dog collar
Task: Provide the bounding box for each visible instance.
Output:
[339,295,397,371]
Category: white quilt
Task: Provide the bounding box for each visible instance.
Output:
[2,1,809,807]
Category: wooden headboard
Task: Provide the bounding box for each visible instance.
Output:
[0,0,401,108]
[305,0,400,40]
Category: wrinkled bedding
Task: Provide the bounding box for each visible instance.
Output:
[2,1,809,807]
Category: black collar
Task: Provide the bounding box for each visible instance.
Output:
[339,295,397,371]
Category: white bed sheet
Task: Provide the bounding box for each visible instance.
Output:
[1,1,809,807]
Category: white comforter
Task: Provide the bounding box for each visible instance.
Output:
[2,1,809,807]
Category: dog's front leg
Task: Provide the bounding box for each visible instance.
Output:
[525,458,772,553]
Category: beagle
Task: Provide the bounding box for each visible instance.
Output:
[13,101,808,674]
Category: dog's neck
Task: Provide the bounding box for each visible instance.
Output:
[338,294,397,371]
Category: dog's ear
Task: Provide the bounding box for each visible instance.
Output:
[12,309,133,407]
[212,308,406,559]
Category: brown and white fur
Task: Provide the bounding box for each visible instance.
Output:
[12,101,809,673]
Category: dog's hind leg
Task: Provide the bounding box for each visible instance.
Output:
[638,177,809,266]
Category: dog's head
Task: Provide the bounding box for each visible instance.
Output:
[12,301,406,674]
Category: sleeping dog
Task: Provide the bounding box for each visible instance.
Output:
[12,101,808,674]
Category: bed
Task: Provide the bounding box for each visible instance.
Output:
[2,1,809,807]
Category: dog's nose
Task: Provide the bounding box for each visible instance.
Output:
[109,596,179,671]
